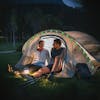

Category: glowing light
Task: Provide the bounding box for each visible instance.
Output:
[23,69,30,74]
[14,71,22,78]
[14,71,20,75]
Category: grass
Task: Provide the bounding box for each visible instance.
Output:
[0,51,100,100]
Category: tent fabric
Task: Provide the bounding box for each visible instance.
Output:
[15,29,100,78]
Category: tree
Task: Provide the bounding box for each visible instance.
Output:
[10,9,18,47]
[5,8,18,47]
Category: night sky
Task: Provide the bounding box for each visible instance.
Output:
[0,0,99,41]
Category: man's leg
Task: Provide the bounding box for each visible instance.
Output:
[8,64,25,72]
[47,57,63,80]
[51,56,62,73]
[26,64,42,73]
[31,67,50,78]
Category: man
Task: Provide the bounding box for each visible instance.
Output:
[31,38,67,78]
[30,40,50,68]
[8,40,50,73]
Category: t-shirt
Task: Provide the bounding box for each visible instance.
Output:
[31,49,50,67]
[51,47,64,59]
[50,47,64,64]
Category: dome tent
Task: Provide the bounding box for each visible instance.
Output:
[15,29,100,78]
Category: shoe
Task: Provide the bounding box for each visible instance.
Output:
[48,72,54,81]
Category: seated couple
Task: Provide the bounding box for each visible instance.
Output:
[8,38,67,78]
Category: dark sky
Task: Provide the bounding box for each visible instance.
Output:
[0,0,62,5]
[0,0,99,11]
[0,0,98,6]
[0,0,99,40]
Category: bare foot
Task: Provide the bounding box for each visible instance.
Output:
[8,64,13,72]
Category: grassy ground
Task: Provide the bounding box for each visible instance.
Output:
[0,51,100,100]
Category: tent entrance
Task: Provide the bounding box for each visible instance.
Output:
[40,35,67,56]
